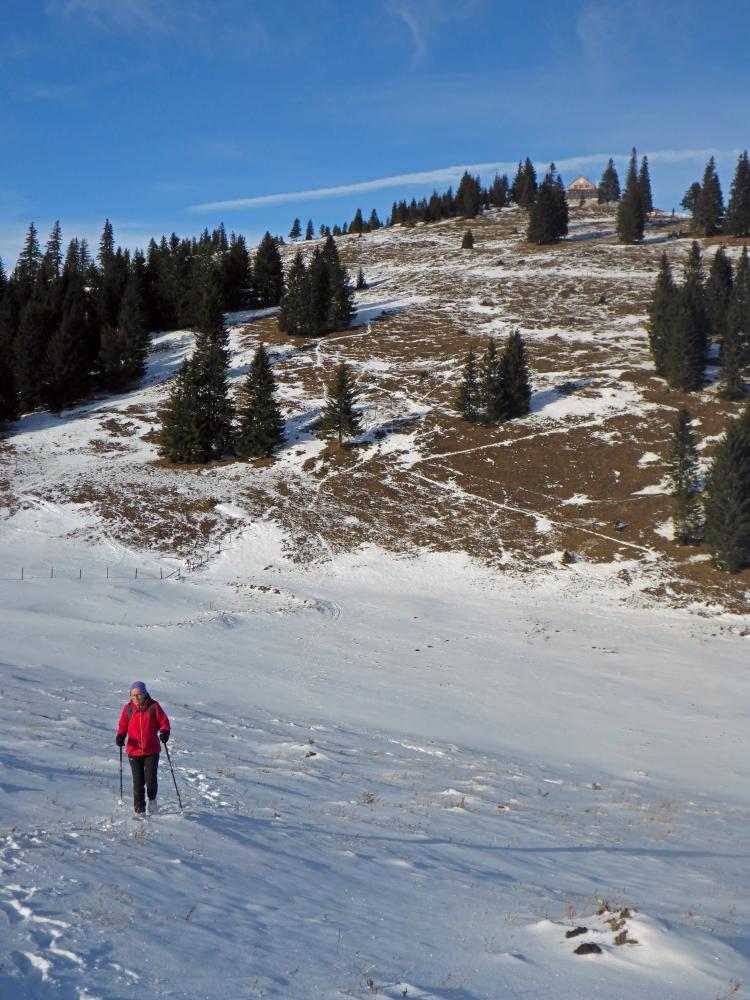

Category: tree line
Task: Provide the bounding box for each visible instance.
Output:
[0,220,291,420]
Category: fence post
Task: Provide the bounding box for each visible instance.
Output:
[79,568,82,579]
[135,567,138,579]
[50,566,54,579]
[160,567,163,580]
[107,567,109,579]
[21,567,24,581]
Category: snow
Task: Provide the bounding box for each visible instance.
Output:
[1,505,749,999]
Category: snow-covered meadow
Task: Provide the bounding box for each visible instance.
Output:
[1,497,749,999]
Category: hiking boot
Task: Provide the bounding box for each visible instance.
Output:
[147,798,158,815]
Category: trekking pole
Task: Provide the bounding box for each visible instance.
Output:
[119,745,124,804]
[163,741,183,812]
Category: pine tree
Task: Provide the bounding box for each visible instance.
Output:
[42,221,63,282]
[512,158,537,208]
[308,248,331,334]
[638,156,653,215]
[705,247,733,341]
[14,223,42,307]
[703,404,750,571]
[527,164,568,244]
[666,242,707,391]
[368,208,381,230]
[616,149,646,243]
[693,156,724,236]
[42,294,91,411]
[253,232,284,307]
[356,268,367,290]
[461,229,474,249]
[278,251,314,336]
[598,159,621,203]
[159,358,203,463]
[350,208,365,235]
[648,253,678,376]
[234,343,285,458]
[321,235,355,331]
[305,219,314,241]
[289,218,301,241]
[725,150,750,237]
[99,263,150,391]
[455,349,480,421]
[681,182,702,214]
[499,330,531,418]
[318,363,361,444]
[191,267,234,459]
[455,172,483,218]
[479,338,503,422]
[489,173,510,208]
[722,245,750,399]
[666,408,703,543]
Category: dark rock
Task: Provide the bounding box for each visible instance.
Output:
[574,942,602,955]
[565,926,588,939]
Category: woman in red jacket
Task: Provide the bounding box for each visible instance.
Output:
[115,682,170,815]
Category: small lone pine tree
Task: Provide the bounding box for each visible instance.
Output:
[305,219,314,241]
[666,408,703,543]
[318,363,361,444]
[289,218,301,241]
[234,343,285,458]
[461,229,475,249]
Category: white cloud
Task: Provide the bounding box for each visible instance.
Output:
[187,148,741,214]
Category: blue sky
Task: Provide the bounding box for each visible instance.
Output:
[1,0,748,264]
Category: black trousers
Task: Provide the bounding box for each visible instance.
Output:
[128,753,159,812]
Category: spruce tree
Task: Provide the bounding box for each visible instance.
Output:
[681,182,702,214]
[455,172,483,217]
[253,232,284,307]
[99,264,150,390]
[499,330,531,418]
[489,173,510,208]
[703,404,750,571]
[278,251,314,336]
[722,245,750,399]
[479,338,503,422]
[666,408,703,543]
[223,234,253,310]
[598,159,621,203]
[42,221,63,282]
[705,247,733,342]
[318,362,361,444]
[725,150,750,237]
[368,209,381,230]
[693,156,724,236]
[14,223,42,307]
[191,267,234,459]
[638,156,653,216]
[322,235,355,331]
[305,219,314,241]
[350,208,365,235]
[356,268,367,290]
[527,164,568,244]
[666,242,707,391]
[235,343,285,458]
[289,218,301,241]
[616,149,646,243]
[308,248,331,334]
[461,229,475,249]
[648,253,678,376]
[517,158,538,208]
[455,349,480,422]
[158,358,203,463]
[43,296,91,411]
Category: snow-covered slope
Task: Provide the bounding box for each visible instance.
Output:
[1,504,749,999]
[2,205,749,998]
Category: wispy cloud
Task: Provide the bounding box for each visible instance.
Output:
[187,148,739,214]
[45,0,174,33]
[386,1,427,63]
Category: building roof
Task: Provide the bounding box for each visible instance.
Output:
[567,176,597,191]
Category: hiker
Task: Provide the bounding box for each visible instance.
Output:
[115,681,170,815]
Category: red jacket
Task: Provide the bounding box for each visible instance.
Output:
[117,697,170,756]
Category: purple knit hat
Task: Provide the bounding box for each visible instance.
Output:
[130,681,148,695]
